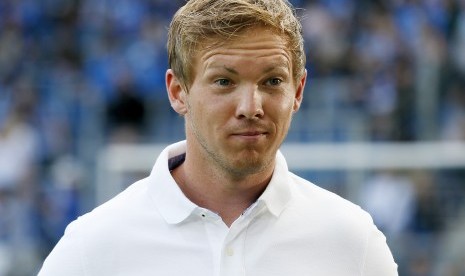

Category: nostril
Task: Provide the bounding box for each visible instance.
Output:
[236,108,264,119]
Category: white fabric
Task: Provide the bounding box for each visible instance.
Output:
[39,141,398,276]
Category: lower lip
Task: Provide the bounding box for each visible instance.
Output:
[232,134,266,141]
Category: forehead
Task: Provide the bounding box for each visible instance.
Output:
[193,27,293,72]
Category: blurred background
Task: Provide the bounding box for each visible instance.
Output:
[0,0,464,275]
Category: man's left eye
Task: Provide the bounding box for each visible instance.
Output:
[214,79,231,86]
[266,78,282,86]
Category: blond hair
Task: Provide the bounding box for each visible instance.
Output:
[167,0,305,91]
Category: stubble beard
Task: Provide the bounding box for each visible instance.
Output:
[187,118,275,180]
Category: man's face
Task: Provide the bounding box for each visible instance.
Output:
[170,27,306,178]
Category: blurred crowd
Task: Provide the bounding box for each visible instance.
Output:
[0,0,464,275]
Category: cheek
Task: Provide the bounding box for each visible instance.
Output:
[190,96,230,129]
[268,98,295,136]
[269,94,295,119]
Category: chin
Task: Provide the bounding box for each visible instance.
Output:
[227,154,273,176]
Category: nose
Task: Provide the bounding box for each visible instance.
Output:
[235,85,264,119]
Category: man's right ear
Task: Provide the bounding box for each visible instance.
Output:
[166,69,188,115]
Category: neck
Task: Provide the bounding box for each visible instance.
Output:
[171,157,273,227]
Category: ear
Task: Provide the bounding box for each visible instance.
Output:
[292,69,307,113]
[166,69,188,115]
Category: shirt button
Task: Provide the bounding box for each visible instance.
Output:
[226,247,234,256]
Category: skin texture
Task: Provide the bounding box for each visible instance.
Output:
[166,27,307,226]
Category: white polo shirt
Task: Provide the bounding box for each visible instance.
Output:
[39,141,398,275]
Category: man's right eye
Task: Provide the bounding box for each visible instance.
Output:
[214,79,231,86]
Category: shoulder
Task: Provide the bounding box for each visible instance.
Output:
[281,173,397,274]
[289,172,368,217]
[39,178,159,275]
[285,172,377,240]
[69,177,155,235]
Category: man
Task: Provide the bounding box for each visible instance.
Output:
[39,0,398,275]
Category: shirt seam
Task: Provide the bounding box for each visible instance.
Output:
[75,225,89,276]
[359,222,371,276]
[241,205,267,276]
[241,218,251,275]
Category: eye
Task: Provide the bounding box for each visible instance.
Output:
[265,78,282,86]
[214,78,232,86]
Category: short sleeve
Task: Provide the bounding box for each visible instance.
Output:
[38,221,86,276]
[361,225,398,276]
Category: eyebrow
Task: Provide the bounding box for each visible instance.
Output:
[210,63,290,75]
[263,64,290,73]
[223,66,238,75]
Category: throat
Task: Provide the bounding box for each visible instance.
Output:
[170,160,269,227]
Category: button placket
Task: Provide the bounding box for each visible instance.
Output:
[225,246,234,257]
[219,212,257,276]
[200,209,229,276]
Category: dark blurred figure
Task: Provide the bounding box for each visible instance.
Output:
[105,71,147,143]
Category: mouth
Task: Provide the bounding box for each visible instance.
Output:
[236,130,265,135]
[231,130,268,139]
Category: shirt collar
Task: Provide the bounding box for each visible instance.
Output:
[148,141,197,224]
[147,141,292,224]
[257,150,292,218]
